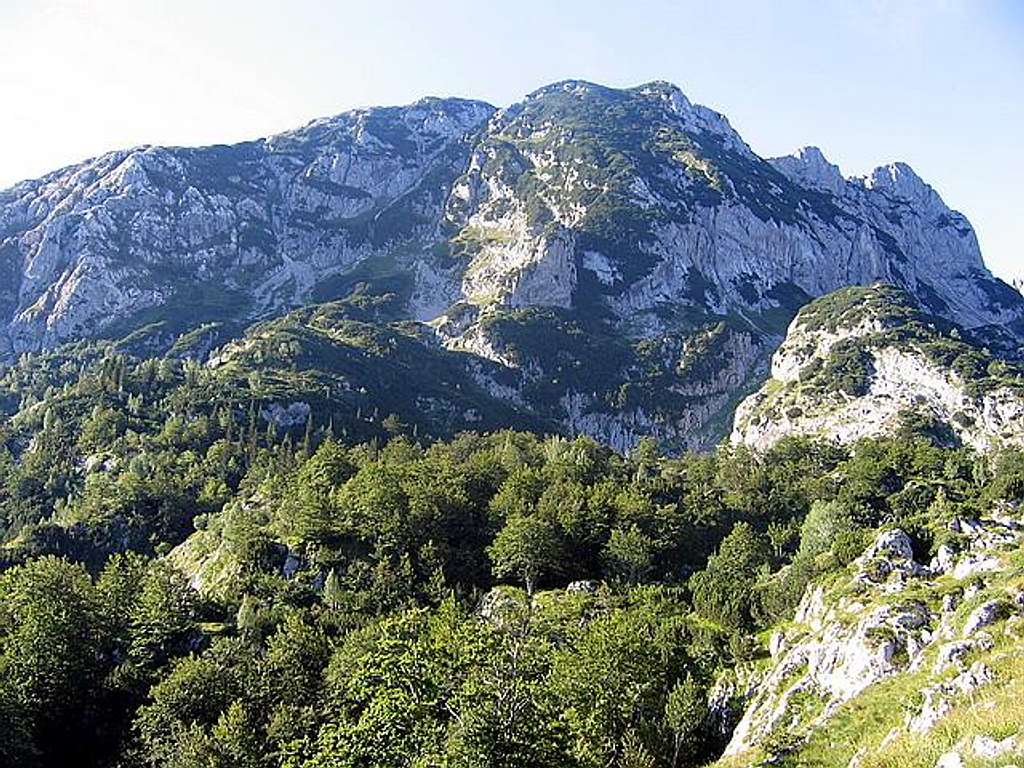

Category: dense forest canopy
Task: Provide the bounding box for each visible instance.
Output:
[1,343,1023,768]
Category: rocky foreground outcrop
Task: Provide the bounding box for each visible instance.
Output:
[718,512,1024,766]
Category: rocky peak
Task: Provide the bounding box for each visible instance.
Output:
[514,79,752,154]
[633,80,752,155]
[268,96,495,153]
[769,145,845,195]
[859,160,944,210]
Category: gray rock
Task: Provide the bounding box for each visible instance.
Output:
[565,580,600,594]
[732,318,1024,453]
[963,600,1007,637]
[952,554,1001,580]
[930,544,957,575]
[0,97,493,355]
[942,592,961,614]
[951,517,984,536]
[972,734,1017,759]
[282,552,301,579]
[932,636,993,673]
[866,529,916,562]
[769,630,787,659]
[852,529,927,587]
[908,661,991,733]
[795,584,827,629]
[476,587,528,625]
[725,600,932,755]
[260,401,311,428]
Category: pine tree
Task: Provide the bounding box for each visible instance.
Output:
[323,569,344,611]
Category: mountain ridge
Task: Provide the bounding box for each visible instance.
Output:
[2,79,1020,452]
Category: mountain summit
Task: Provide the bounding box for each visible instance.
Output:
[1,80,1020,450]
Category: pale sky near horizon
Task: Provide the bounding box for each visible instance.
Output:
[1,0,1021,280]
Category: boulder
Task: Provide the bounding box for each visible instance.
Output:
[952,554,1001,581]
[864,529,915,562]
[933,636,993,673]
[963,600,1007,637]
[854,529,926,586]
[930,544,956,574]
[972,734,1017,759]
[565,580,600,594]
[942,592,960,614]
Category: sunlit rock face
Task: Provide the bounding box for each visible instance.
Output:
[723,515,1024,760]
[0,97,495,353]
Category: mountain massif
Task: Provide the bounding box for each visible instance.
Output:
[1,80,1023,768]
[2,80,1021,451]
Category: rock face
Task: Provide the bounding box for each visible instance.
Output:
[731,284,1024,452]
[0,97,494,353]
[724,531,936,756]
[3,80,1022,450]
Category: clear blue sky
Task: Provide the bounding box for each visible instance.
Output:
[2,0,1021,280]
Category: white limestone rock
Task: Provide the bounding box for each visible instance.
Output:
[726,507,1024,760]
[972,734,1018,759]
[724,596,933,755]
[963,600,1008,637]
[769,146,846,195]
[934,751,964,768]
[932,636,993,674]
[908,662,993,733]
[731,287,1024,453]
[0,97,494,353]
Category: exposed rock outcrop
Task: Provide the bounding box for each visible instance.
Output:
[724,529,936,756]
[732,284,1024,452]
[721,510,1024,764]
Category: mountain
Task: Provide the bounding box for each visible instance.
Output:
[731,284,1024,452]
[0,96,494,353]
[2,80,1022,451]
